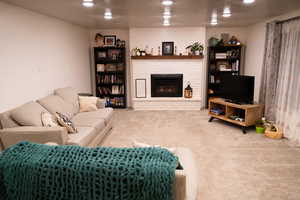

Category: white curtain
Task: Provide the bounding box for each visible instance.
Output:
[275,19,300,145]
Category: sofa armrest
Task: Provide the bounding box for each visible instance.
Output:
[174,170,186,200]
[0,126,68,149]
[96,98,106,109]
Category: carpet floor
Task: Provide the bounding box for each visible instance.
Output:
[101,110,300,200]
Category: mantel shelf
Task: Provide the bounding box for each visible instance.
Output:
[131,55,204,60]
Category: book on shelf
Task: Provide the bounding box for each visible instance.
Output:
[97,74,124,84]
[215,53,227,59]
[104,97,125,107]
[112,85,125,95]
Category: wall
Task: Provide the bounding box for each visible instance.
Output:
[89,29,131,106]
[129,27,207,107]
[0,2,91,112]
[244,9,300,102]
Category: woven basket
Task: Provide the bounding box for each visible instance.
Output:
[265,126,283,139]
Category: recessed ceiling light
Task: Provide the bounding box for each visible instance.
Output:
[210,18,218,25]
[162,0,173,6]
[82,0,94,7]
[104,8,112,20]
[243,0,255,4]
[222,6,231,17]
[163,19,170,26]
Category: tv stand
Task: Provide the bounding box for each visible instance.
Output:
[208,98,262,134]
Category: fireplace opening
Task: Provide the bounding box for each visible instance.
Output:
[151,74,183,97]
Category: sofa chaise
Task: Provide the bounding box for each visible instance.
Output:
[0,87,113,150]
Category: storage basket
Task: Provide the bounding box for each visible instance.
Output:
[265,126,283,139]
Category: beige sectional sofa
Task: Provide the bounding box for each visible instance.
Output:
[0,87,113,150]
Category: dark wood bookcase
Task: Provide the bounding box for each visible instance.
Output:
[94,47,126,108]
[206,45,243,107]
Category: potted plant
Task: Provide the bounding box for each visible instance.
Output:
[255,118,266,134]
[186,42,204,56]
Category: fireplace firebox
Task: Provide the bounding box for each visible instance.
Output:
[151,74,183,97]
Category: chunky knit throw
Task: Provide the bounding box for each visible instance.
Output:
[0,142,178,200]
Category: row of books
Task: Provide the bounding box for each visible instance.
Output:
[97,74,124,84]
[104,97,125,107]
[98,86,125,95]
[97,64,124,72]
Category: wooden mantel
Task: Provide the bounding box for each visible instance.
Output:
[131,55,204,60]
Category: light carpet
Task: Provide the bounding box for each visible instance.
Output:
[101,110,300,200]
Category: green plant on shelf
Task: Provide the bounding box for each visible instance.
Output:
[186,42,204,55]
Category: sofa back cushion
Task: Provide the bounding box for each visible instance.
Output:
[54,87,79,115]
[37,95,74,118]
[0,110,20,129]
[10,101,48,126]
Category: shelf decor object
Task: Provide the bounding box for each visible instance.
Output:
[94,46,126,108]
[206,45,244,107]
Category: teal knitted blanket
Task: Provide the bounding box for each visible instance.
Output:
[0,142,178,200]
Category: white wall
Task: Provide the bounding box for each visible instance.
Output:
[129,27,207,107]
[0,2,91,112]
[244,8,300,102]
[89,29,131,106]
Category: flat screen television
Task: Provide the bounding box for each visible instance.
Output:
[219,75,255,104]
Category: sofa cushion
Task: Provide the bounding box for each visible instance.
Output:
[73,108,113,125]
[41,112,59,127]
[54,87,79,115]
[67,126,98,146]
[37,95,74,118]
[79,96,98,112]
[0,111,20,129]
[71,114,105,131]
[11,101,48,126]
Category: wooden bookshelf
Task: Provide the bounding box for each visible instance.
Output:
[208,98,262,133]
[94,47,126,109]
[131,55,203,60]
[206,45,244,107]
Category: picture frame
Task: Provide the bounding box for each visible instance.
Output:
[104,35,116,46]
[162,42,174,56]
[135,79,147,98]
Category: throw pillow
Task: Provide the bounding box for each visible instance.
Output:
[11,101,48,126]
[79,96,98,112]
[41,112,59,127]
[132,141,176,154]
[55,112,77,134]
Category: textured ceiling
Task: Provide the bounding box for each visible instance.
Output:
[3,0,300,28]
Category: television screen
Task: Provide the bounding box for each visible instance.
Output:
[220,75,255,104]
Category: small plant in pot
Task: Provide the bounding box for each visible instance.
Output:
[186,42,204,56]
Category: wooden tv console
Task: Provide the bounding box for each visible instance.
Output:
[208,98,262,133]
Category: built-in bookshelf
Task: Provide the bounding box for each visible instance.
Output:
[206,45,243,107]
[94,47,126,108]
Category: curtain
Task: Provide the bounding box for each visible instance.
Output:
[275,19,300,145]
[259,22,282,121]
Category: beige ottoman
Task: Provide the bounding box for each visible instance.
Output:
[174,147,198,200]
